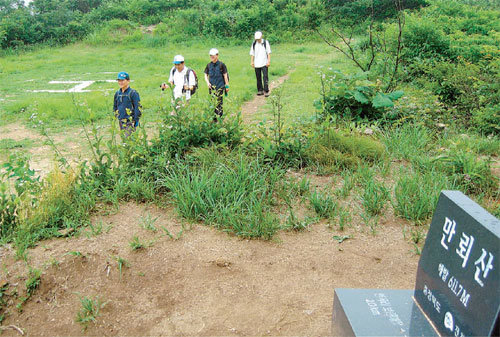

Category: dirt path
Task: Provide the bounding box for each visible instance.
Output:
[240,72,292,124]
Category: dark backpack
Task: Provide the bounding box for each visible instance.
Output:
[212,61,229,82]
[220,62,229,82]
[116,88,142,118]
[252,39,268,54]
[171,67,199,95]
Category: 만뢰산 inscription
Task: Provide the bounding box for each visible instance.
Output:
[414,190,499,337]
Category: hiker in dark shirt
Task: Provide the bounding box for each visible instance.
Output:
[204,48,229,119]
[113,71,141,137]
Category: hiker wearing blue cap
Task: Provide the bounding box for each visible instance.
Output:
[113,71,141,136]
[161,55,198,102]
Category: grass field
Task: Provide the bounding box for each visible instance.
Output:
[0,41,336,130]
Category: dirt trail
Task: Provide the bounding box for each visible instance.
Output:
[240,72,292,124]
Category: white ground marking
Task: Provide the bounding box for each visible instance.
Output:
[29,80,117,93]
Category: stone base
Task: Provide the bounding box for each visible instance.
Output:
[332,289,438,337]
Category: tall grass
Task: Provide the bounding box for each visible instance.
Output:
[382,123,431,159]
[393,169,452,224]
[161,150,283,240]
[308,189,338,219]
[362,180,390,216]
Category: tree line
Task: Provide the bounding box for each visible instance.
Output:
[0,0,429,49]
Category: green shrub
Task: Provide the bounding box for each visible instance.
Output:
[472,105,500,135]
[317,71,404,122]
[402,17,452,62]
[153,101,242,157]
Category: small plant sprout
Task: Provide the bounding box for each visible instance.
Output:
[115,256,130,279]
[139,213,159,232]
[129,236,145,250]
[65,251,84,258]
[25,267,41,298]
[75,294,107,331]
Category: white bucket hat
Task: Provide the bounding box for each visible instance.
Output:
[209,48,219,56]
[254,31,263,39]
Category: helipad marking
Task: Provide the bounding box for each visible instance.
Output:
[30,80,117,93]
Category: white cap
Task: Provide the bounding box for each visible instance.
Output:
[254,31,262,39]
[209,48,219,56]
[173,55,184,64]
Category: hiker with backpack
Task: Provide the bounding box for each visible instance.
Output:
[204,48,229,119]
[113,71,141,137]
[161,54,197,103]
[250,31,271,97]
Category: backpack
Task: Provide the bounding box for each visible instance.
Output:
[115,88,142,118]
[210,61,229,82]
[127,89,142,117]
[252,39,268,55]
[171,67,199,95]
[220,62,229,82]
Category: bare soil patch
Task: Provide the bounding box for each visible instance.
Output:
[0,123,88,176]
[0,201,419,336]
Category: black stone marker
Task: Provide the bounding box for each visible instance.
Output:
[332,289,437,337]
[414,190,500,337]
[332,191,500,337]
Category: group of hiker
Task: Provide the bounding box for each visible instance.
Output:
[114,31,272,134]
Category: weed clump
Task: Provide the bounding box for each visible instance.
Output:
[307,127,386,172]
[162,150,282,240]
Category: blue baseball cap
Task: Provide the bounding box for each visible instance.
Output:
[117,71,130,80]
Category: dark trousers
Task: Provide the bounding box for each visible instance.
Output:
[210,88,224,118]
[255,66,269,93]
[119,118,136,137]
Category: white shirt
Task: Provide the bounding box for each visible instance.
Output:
[250,40,271,68]
[168,66,196,100]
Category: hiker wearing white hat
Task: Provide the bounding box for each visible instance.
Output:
[204,48,229,119]
[250,31,271,97]
[161,54,197,102]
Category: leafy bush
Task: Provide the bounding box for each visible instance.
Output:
[322,0,428,23]
[153,100,242,157]
[402,17,452,62]
[317,71,404,122]
[472,105,500,135]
